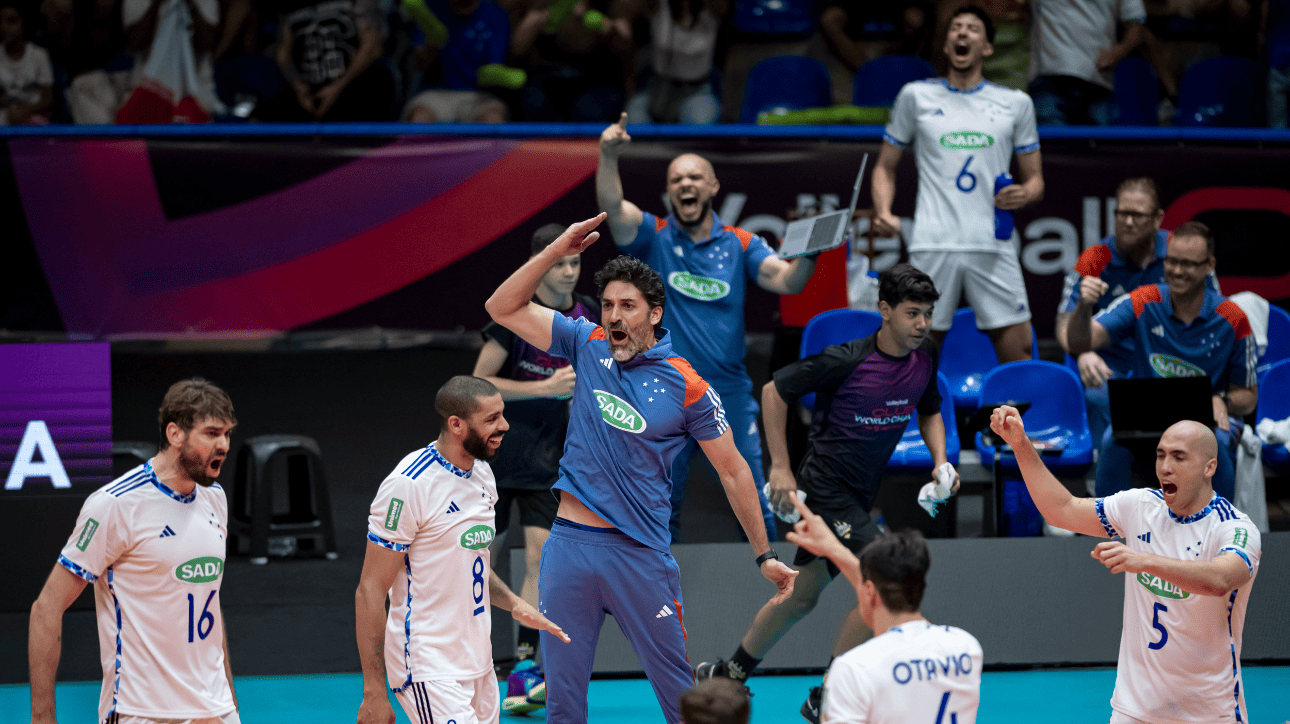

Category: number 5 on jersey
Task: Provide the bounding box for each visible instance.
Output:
[1148,602,1168,650]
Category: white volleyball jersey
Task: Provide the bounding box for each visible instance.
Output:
[367,443,499,690]
[884,79,1040,253]
[822,621,982,724]
[1096,489,1261,724]
[57,462,235,722]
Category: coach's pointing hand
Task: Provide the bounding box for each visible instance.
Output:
[511,600,572,644]
[600,112,631,157]
[550,213,607,257]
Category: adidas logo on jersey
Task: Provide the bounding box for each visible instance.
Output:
[932,108,944,116]
[1138,532,1151,543]
[446,501,461,514]
[1151,325,1165,337]
[601,358,613,370]
[656,605,675,618]
[159,525,176,538]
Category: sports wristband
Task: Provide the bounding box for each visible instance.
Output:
[755,549,780,567]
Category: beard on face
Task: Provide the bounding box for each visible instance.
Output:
[463,427,501,462]
[178,443,221,487]
[606,320,654,361]
[674,197,711,228]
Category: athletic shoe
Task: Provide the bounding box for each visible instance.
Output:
[693,659,729,681]
[502,660,544,715]
[800,686,823,724]
[524,680,546,705]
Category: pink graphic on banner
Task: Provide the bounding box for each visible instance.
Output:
[11,138,599,336]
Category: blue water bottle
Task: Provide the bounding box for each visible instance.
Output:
[994,172,1014,240]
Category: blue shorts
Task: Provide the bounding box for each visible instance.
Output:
[538,521,693,724]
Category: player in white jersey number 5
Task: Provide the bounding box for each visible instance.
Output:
[785,496,982,724]
[29,378,241,724]
[990,407,1261,724]
[355,376,569,724]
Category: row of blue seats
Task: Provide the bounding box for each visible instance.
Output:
[799,305,1290,481]
[741,54,1271,127]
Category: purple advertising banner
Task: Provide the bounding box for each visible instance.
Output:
[0,343,112,492]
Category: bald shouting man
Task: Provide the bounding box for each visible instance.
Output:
[597,113,819,543]
[990,407,1262,724]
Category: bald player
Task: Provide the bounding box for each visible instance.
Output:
[597,113,820,543]
[990,406,1261,724]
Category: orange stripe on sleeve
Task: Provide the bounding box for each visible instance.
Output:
[1129,285,1162,318]
[665,357,710,407]
[588,326,607,341]
[655,216,668,232]
[724,225,754,251]
[1074,245,1113,278]
[1215,300,1253,340]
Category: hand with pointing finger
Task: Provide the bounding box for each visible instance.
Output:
[600,112,631,157]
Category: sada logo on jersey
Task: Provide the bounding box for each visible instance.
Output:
[460,525,495,550]
[668,272,729,301]
[939,131,994,149]
[1149,353,1206,378]
[594,390,647,433]
[1137,572,1190,599]
[175,556,224,584]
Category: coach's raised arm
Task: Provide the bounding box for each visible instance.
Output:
[485,213,607,349]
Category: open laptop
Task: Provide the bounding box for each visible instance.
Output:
[1109,377,1214,442]
[778,154,869,260]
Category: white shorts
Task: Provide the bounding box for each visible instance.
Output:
[403,90,506,122]
[116,710,240,724]
[909,249,1032,331]
[394,672,501,724]
[1108,710,1150,724]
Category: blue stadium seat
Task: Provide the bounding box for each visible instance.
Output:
[1258,304,1290,384]
[973,361,1095,477]
[1113,56,1159,126]
[1258,359,1290,474]
[1175,56,1265,127]
[799,308,883,409]
[739,56,833,123]
[734,0,816,36]
[889,371,959,475]
[939,308,1038,416]
[853,55,937,108]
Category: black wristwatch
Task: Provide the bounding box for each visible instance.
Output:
[755,549,780,568]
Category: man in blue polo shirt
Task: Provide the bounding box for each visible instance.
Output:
[1058,178,1174,445]
[485,213,798,724]
[596,113,820,543]
[1067,220,1258,501]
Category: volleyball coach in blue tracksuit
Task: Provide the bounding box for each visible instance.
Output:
[485,214,798,724]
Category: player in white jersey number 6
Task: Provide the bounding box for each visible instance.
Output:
[355,376,569,724]
[785,495,982,724]
[990,406,1261,724]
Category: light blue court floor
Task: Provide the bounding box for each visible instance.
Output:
[4,668,1287,723]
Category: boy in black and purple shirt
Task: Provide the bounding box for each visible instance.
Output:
[696,263,959,724]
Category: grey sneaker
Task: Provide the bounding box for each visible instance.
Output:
[694,659,729,681]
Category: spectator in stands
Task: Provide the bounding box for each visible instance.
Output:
[258,0,396,121]
[1028,0,1146,125]
[0,0,54,124]
[1067,220,1257,501]
[114,0,222,122]
[39,0,129,123]
[621,0,725,124]
[1057,178,1173,447]
[1264,0,1290,127]
[508,0,631,121]
[680,678,750,724]
[819,0,933,73]
[401,0,513,123]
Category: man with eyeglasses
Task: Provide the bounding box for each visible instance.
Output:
[1067,220,1257,501]
[1055,178,1218,446]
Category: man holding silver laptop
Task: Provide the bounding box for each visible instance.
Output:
[596,113,823,543]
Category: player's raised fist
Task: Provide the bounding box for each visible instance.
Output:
[989,405,1028,447]
[1078,275,1109,306]
[600,112,631,156]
